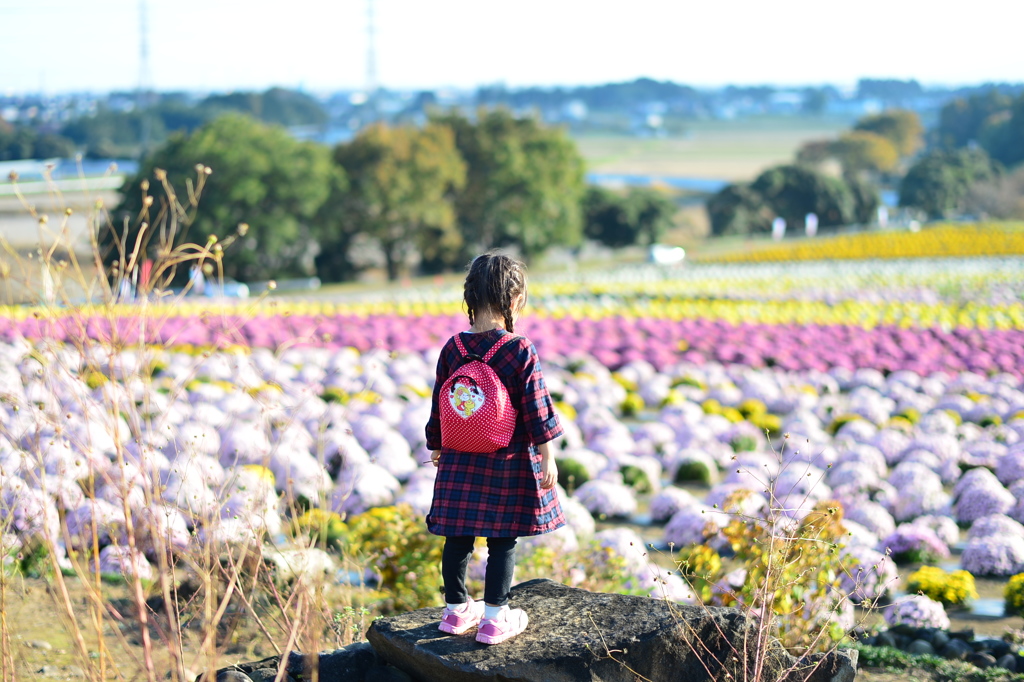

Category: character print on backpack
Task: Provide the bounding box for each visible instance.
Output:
[439,333,518,453]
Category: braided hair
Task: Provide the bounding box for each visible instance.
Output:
[463,252,528,333]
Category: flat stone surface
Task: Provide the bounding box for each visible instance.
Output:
[367,578,857,682]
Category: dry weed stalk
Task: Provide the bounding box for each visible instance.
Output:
[0,166,370,682]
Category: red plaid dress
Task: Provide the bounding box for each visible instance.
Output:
[425,329,566,538]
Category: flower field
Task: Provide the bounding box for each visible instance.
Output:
[695,223,1024,264]
[3,224,1024,667]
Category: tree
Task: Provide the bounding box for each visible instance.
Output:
[830,131,900,174]
[583,187,677,248]
[113,114,333,282]
[853,109,924,158]
[936,90,1012,149]
[328,122,465,281]
[899,148,1000,219]
[750,165,856,228]
[200,88,328,127]
[0,123,75,161]
[432,108,586,263]
[980,93,1024,168]
[706,184,773,237]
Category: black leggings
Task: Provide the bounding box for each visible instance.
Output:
[442,536,517,607]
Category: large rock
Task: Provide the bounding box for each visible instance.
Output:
[203,579,857,682]
[367,579,857,682]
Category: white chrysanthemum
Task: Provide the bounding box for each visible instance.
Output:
[572,480,637,519]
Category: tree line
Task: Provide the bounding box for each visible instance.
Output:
[111,109,677,284]
[708,89,1024,236]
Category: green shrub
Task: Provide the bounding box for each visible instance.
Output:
[556,458,590,492]
[730,435,758,453]
[620,392,644,417]
[674,459,715,486]
[343,504,444,612]
[621,465,652,494]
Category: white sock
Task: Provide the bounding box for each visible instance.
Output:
[484,604,504,620]
[447,602,466,612]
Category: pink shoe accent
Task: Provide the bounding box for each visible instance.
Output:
[475,607,528,644]
[438,598,485,635]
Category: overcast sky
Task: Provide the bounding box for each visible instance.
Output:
[1,0,1022,95]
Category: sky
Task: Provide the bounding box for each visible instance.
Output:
[1,0,1022,95]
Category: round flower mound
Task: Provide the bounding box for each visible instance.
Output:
[955,479,1015,525]
[967,513,1024,541]
[879,525,950,565]
[906,565,977,607]
[844,501,896,539]
[909,515,960,548]
[649,486,700,524]
[997,444,1024,486]
[961,534,1024,576]
[884,595,950,630]
[572,480,638,520]
[664,505,726,549]
[1005,573,1024,617]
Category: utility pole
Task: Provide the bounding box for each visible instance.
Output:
[137,0,152,157]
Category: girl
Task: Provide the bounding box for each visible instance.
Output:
[425,252,565,645]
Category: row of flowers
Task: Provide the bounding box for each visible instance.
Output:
[693,223,1024,264]
[0,312,1022,379]
[2,333,1024,604]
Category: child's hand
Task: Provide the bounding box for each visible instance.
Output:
[430,450,441,467]
[538,442,557,489]
[540,457,557,489]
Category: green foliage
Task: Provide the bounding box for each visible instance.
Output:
[61,88,327,158]
[620,392,644,417]
[583,186,677,248]
[673,459,715,486]
[556,457,590,492]
[1004,573,1024,617]
[113,114,334,283]
[906,566,977,607]
[729,434,759,453]
[708,164,872,237]
[0,121,75,161]
[853,109,924,158]
[343,504,444,612]
[750,164,856,228]
[327,122,466,281]
[620,465,652,494]
[512,541,639,596]
[675,545,722,603]
[899,148,1000,219]
[432,108,586,262]
[718,500,851,653]
[937,90,1014,150]
[200,88,328,127]
[981,93,1024,169]
[852,642,1024,681]
[706,183,773,236]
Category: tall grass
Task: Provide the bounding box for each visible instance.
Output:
[0,165,374,682]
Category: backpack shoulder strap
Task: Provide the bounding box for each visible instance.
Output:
[452,333,468,357]
[482,333,518,363]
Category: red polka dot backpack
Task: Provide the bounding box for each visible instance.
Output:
[439,334,518,453]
